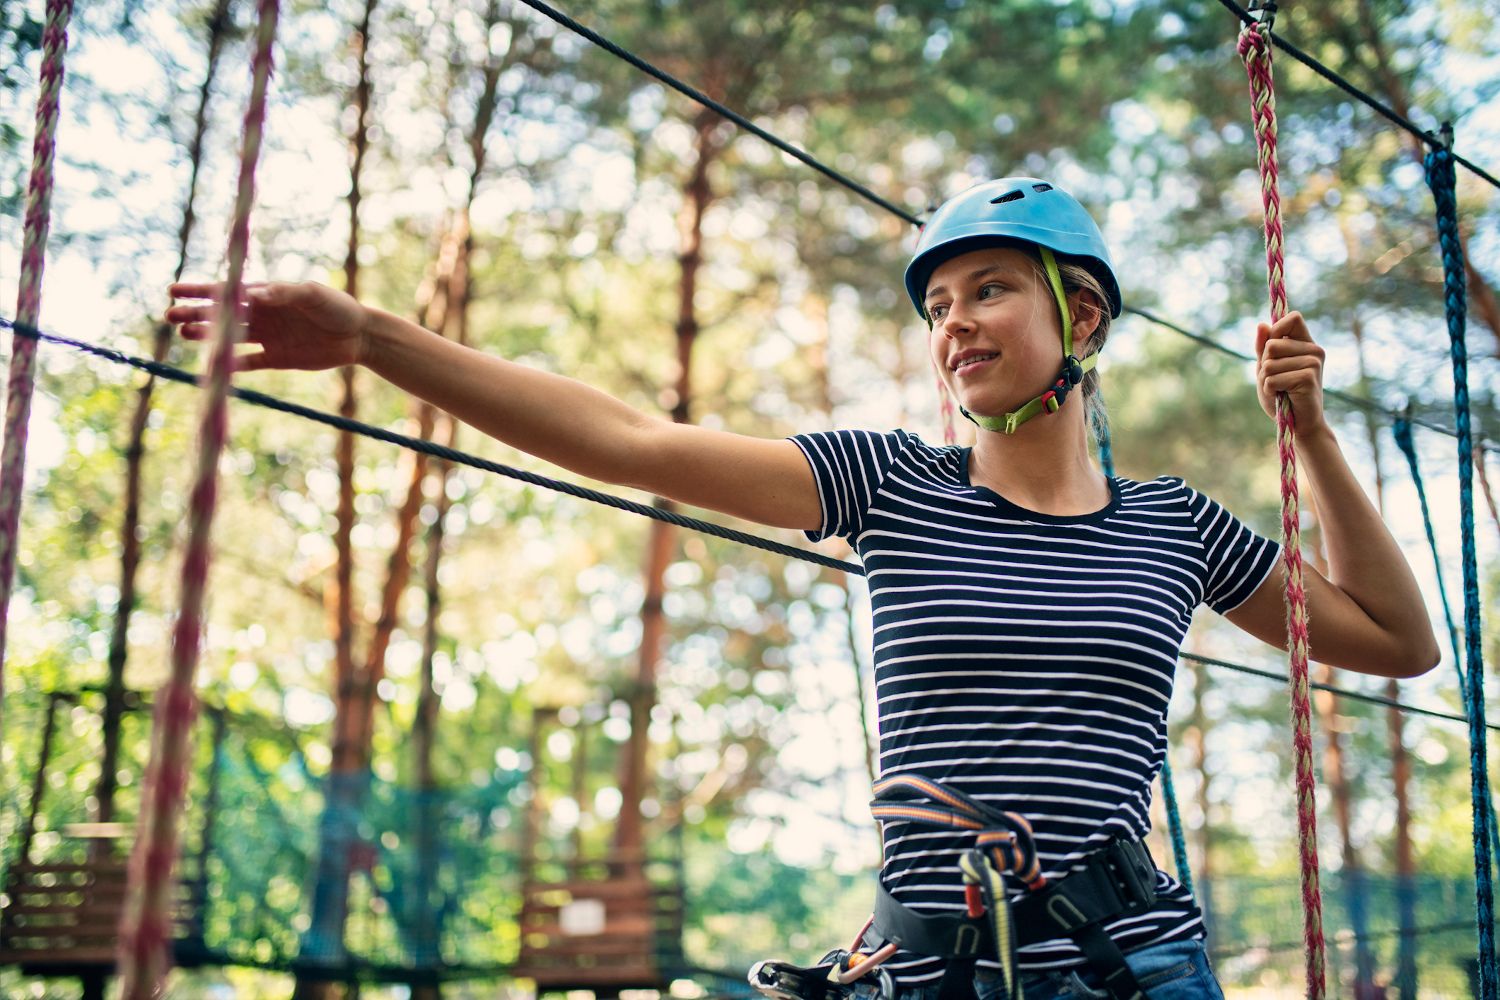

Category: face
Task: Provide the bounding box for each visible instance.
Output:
[924,247,1065,420]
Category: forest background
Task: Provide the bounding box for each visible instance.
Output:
[2,0,1499,996]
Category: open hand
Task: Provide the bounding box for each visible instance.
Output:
[167,280,369,372]
[1255,311,1327,436]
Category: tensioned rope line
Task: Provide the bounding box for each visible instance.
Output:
[1215,0,1500,191]
[1178,653,1500,733]
[1237,17,1325,998]
[1126,304,1499,457]
[512,0,920,227]
[8,318,1483,730]
[0,0,72,710]
[1426,132,1497,1000]
[511,0,1500,460]
[0,317,860,576]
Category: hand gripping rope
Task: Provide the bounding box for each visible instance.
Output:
[0,0,73,729]
[1237,11,1326,998]
[1424,129,1498,1000]
[115,1,281,995]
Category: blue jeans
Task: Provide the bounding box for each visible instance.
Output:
[873,939,1224,1000]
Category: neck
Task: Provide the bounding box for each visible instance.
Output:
[968,405,1107,515]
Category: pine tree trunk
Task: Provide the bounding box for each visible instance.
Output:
[614,111,720,862]
[294,4,379,992]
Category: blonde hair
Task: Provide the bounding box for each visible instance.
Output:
[1024,253,1112,427]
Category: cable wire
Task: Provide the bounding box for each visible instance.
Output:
[1,316,861,576]
[10,315,1486,737]
[1212,0,1500,191]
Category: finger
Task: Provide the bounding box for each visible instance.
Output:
[1262,370,1321,395]
[1260,338,1324,360]
[1260,355,1323,378]
[1254,321,1272,359]
[233,349,272,372]
[246,281,306,308]
[165,303,217,324]
[169,281,228,301]
[180,322,215,341]
[1268,310,1313,342]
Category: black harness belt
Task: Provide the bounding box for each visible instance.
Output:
[869,837,1160,1000]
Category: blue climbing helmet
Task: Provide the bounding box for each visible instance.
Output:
[905,177,1121,320]
[904,178,1122,433]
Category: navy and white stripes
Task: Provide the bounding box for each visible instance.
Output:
[791,429,1279,978]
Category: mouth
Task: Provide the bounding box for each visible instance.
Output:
[951,351,999,374]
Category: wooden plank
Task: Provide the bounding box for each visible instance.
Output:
[518,937,667,959]
[514,962,667,990]
[521,878,668,901]
[518,915,658,939]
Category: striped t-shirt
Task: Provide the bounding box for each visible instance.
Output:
[789,429,1280,978]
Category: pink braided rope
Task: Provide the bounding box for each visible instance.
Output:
[116,1,281,994]
[1239,22,1326,1000]
[0,0,73,702]
[936,370,957,446]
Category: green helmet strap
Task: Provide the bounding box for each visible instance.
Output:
[959,247,1098,434]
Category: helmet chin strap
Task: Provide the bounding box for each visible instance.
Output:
[957,248,1098,435]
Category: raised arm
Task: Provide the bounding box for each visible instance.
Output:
[168,280,823,532]
[1224,311,1440,678]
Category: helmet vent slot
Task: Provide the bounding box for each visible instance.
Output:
[1032,183,1054,192]
[990,189,1025,205]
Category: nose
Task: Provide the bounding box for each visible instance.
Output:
[939,300,975,339]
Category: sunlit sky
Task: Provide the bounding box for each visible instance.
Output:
[2,0,1500,875]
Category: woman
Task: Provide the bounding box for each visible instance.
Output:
[169,177,1437,999]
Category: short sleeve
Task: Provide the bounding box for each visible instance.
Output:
[1184,485,1282,613]
[788,429,909,543]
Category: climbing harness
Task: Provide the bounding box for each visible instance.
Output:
[904,178,1118,436]
[749,776,1160,1000]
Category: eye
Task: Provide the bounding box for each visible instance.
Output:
[928,303,949,320]
[978,282,1006,299]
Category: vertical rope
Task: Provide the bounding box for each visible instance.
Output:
[1392,416,1465,690]
[1095,397,1196,896]
[116,1,281,994]
[1425,133,1498,1000]
[1237,20,1325,997]
[1392,414,1500,874]
[0,0,73,710]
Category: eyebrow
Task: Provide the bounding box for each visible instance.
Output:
[924,264,1018,304]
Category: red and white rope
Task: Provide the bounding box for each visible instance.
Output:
[1238,20,1326,999]
[116,1,281,993]
[0,0,73,713]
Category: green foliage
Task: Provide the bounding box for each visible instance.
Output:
[3,0,1499,993]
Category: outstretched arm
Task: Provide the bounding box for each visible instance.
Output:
[169,280,823,532]
[1223,311,1440,678]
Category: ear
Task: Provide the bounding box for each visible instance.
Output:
[1068,290,1104,352]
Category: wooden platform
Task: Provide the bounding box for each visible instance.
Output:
[512,872,685,993]
[0,856,200,977]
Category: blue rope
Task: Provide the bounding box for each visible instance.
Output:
[1392,416,1468,700]
[1094,399,1196,898]
[1427,137,1498,997]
